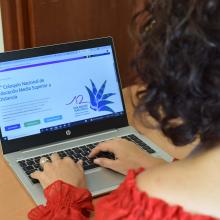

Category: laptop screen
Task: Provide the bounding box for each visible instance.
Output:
[0,43,125,142]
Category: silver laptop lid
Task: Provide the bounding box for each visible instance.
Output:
[0,37,128,154]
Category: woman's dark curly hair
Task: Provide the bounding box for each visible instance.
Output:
[132,0,220,147]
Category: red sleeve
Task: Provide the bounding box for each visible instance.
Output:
[28,180,94,220]
[94,168,217,220]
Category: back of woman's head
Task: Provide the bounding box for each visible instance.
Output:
[133,0,220,146]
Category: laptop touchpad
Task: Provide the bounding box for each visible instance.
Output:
[86,168,124,195]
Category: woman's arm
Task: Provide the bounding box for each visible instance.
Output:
[89,138,168,175]
[28,154,94,220]
[28,180,93,220]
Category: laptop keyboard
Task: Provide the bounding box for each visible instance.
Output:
[18,134,155,184]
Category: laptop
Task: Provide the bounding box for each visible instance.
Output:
[0,37,173,205]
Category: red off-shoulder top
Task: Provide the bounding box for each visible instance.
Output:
[28,169,217,220]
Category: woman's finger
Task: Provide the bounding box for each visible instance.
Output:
[89,142,116,158]
[77,160,84,172]
[30,170,42,180]
[50,153,60,162]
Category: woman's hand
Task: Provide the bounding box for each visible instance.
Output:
[31,153,86,189]
[89,138,166,175]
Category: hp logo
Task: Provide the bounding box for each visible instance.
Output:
[66,130,71,136]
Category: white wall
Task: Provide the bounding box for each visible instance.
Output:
[0,8,4,52]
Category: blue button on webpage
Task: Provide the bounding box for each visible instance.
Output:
[44,115,63,123]
[5,124,21,131]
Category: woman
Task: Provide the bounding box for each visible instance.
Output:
[28,0,220,219]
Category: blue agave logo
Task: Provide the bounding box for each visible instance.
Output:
[85,79,115,113]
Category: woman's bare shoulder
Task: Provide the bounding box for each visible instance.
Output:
[136,160,186,201]
[136,157,220,218]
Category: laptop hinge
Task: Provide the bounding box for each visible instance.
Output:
[20,128,119,154]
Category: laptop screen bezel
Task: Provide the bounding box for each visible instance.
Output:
[0,37,129,154]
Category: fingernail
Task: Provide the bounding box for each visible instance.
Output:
[94,159,99,164]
